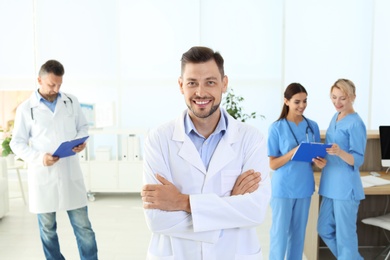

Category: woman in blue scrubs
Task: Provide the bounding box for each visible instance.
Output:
[317,79,366,260]
[268,83,326,260]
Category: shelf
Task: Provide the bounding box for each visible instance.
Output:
[80,128,147,199]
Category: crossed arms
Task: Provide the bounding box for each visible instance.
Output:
[141,169,261,213]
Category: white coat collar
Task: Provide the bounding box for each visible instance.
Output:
[28,90,67,108]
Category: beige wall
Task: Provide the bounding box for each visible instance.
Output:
[0,91,32,134]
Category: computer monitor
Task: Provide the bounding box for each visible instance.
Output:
[379,126,390,169]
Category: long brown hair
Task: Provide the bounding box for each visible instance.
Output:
[277,83,307,121]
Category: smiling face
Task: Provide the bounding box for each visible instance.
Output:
[331,86,354,113]
[178,59,228,122]
[285,92,308,118]
[38,73,63,102]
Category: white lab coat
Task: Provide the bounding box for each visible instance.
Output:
[10,91,89,214]
[143,109,271,260]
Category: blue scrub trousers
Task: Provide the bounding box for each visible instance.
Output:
[37,206,98,260]
[317,197,363,260]
[269,197,311,260]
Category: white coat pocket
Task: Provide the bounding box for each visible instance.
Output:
[28,165,52,186]
[235,248,263,260]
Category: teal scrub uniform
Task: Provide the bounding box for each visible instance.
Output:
[318,112,366,260]
[268,117,320,260]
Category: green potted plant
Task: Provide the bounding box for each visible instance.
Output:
[1,136,13,157]
[2,135,16,166]
[223,87,264,122]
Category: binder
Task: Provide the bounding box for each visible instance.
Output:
[128,135,141,161]
[133,136,140,161]
[127,135,135,161]
[121,135,128,161]
[52,136,89,158]
[291,142,332,162]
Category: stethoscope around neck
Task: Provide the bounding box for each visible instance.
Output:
[30,94,73,120]
[285,116,315,145]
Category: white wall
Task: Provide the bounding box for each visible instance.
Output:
[371,0,390,128]
[284,0,374,129]
[0,0,389,135]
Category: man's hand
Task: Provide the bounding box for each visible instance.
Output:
[72,142,87,153]
[231,169,261,196]
[43,153,59,166]
[141,174,191,213]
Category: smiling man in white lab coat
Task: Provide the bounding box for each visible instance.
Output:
[10,60,98,260]
[141,46,271,260]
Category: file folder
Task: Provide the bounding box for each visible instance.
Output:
[361,175,390,188]
[291,142,332,162]
[52,136,89,158]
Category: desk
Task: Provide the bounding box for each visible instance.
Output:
[7,161,27,205]
[304,171,390,260]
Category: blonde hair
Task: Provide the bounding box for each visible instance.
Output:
[331,78,356,99]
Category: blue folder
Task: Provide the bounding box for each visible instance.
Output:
[52,136,89,158]
[291,142,332,162]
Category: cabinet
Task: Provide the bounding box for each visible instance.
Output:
[79,128,147,200]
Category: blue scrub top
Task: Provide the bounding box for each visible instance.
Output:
[268,117,321,198]
[319,112,366,200]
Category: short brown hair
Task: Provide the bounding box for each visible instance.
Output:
[180,46,224,78]
[39,60,65,77]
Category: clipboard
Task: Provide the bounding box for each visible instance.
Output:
[52,136,89,158]
[291,142,332,162]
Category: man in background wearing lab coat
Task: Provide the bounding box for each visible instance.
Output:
[10,60,98,260]
[141,46,271,260]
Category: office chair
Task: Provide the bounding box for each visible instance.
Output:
[362,213,390,260]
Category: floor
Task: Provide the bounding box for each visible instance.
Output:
[0,180,385,259]
[0,187,277,260]
[0,192,151,260]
